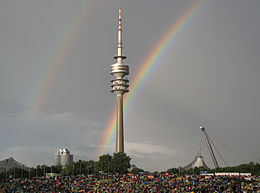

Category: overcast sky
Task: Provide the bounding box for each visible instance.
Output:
[0,0,259,171]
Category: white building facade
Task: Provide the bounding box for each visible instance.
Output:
[54,149,73,166]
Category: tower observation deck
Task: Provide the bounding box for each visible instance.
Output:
[110,7,129,153]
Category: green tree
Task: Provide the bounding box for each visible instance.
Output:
[111,152,131,174]
[153,171,159,176]
[61,162,74,176]
[84,160,97,175]
[167,167,179,174]
[97,154,112,174]
[74,160,83,175]
[52,164,62,173]
[129,165,144,175]
[28,165,44,177]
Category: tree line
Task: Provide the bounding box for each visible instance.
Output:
[1,152,259,179]
[0,152,131,179]
[166,162,260,176]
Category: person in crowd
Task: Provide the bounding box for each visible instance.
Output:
[0,174,259,192]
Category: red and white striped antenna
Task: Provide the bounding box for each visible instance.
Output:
[118,6,122,31]
[113,6,126,61]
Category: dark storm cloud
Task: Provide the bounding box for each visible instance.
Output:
[0,0,259,171]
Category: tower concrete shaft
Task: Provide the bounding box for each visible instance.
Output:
[116,94,124,152]
[110,7,129,153]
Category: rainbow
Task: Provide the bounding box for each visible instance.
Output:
[98,0,207,156]
[28,1,95,117]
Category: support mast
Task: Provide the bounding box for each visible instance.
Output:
[201,126,219,168]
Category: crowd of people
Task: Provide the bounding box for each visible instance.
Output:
[0,174,259,192]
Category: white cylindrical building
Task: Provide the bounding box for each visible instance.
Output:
[54,148,73,166]
[61,153,73,166]
[54,152,61,166]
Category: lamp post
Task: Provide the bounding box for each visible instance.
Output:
[21,165,23,178]
[107,160,109,176]
[5,160,8,180]
[4,168,7,180]
[80,161,82,175]
[73,163,74,176]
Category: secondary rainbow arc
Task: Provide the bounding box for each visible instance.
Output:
[27,1,95,117]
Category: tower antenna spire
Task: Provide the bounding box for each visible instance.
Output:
[114,6,126,64]
[118,6,122,32]
[110,6,129,153]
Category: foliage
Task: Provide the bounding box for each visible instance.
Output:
[96,154,112,174]
[129,165,144,175]
[0,167,30,179]
[111,152,131,174]
[167,167,179,174]
[1,158,260,179]
[59,152,131,176]
[152,171,159,176]
[166,162,260,176]
[0,164,63,179]
[0,153,131,178]
[208,162,260,175]
[60,160,98,176]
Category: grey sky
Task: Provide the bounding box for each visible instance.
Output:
[0,0,259,171]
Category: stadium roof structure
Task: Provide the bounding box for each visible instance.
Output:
[0,157,30,172]
[183,151,209,170]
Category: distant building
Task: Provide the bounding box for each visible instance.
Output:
[54,149,73,166]
[183,151,209,170]
[0,157,30,173]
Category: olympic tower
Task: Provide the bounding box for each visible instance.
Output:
[110,7,129,153]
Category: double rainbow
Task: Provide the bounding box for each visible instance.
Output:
[98,0,207,157]
[24,0,207,157]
